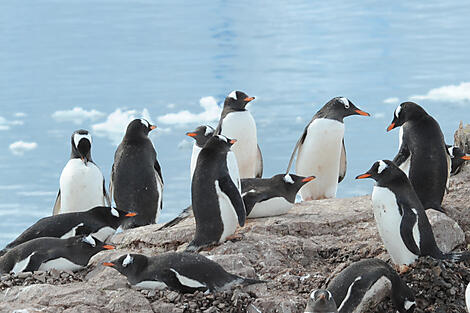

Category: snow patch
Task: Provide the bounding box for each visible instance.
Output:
[9,141,38,155]
[158,96,221,125]
[410,82,470,103]
[52,107,105,124]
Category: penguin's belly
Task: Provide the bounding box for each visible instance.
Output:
[398,127,411,176]
[221,111,257,179]
[135,280,168,290]
[227,151,241,192]
[215,181,238,242]
[248,197,293,218]
[190,144,202,181]
[296,118,344,200]
[59,160,105,213]
[38,257,84,272]
[372,186,418,265]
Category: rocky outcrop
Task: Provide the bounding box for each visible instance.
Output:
[1,153,470,312]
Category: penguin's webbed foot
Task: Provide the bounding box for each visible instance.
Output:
[398,264,411,274]
[226,233,243,242]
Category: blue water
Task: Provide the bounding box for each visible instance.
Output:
[1,1,469,247]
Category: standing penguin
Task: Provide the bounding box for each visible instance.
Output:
[356,160,470,267]
[387,102,449,212]
[0,206,136,256]
[287,97,370,200]
[326,258,415,313]
[187,135,246,252]
[304,290,338,313]
[111,119,164,229]
[447,145,470,175]
[215,91,263,178]
[53,130,110,215]
[103,252,264,293]
[242,173,315,218]
[0,235,114,274]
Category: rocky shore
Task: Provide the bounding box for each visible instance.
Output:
[1,127,469,313]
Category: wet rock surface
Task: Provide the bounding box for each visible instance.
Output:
[1,161,469,312]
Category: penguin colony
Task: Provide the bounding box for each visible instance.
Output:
[1,92,470,313]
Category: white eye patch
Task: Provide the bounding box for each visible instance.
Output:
[217,135,228,142]
[283,174,294,184]
[228,90,237,100]
[378,160,388,174]
[339,97,350,109]
[447,146,454,158]
[110,207,119,217]
[73,133,92,149]
[140,119,149,127]
[404,300,415,310]
[395,105,402,118]
[122,254,133,267]
[204,125,214,136]
[310,290,317,300]
[326,290,332,300]
[83,235,96,247]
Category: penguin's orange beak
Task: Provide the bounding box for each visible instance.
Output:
[103,262,115,267]
[318,293,326,300]
[302,176,315,182]
[103,245,115,250]
[355,173,372,179]
[462,155,470,160]
[244,96,255,102]
[387,123,396,132]
[150,125,157,131]
[125,212,137,217]
[354,109,370,116]
[186,132,197,137]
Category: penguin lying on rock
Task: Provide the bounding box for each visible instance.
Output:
[447,145,470,175]
[356,160,470,268]
[0,235,114,275]
[0,206,135,256]
[103,252,265,293]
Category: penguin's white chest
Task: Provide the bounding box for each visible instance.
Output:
[59,159,105,213]
[398,127,411,176]
[227,151,241,192]
[371,186,418,265]
[221,111,257,178]
[215,180,238,242]
[38,257,84,272]
[190,144,202,181]
[248,197,293,218]
[296,118,344,200]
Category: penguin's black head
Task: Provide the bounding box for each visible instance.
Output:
[391,282,416,313]
[319,97,370,122]
[103,253,148,277]
[88,206,137,225]
[71,130,92,165]
[124,119,156,140]
[224,90,255,111]
[447,145,470,174]
[204,134,237,153]
[355,160,406,187]
[186,125,215,148]
[278,174,315,192]
[387,101,427,131]
[305,289,338,313]
[68,235,115,255]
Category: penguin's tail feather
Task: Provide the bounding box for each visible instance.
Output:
[158,206,192,231]
[241,277,267,286]
[441,251,470,262]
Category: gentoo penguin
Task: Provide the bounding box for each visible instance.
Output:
[326,258,415,313]
[187,125,241,191]
[356,160,470,266]
[242,173,315,218]
[387,102,449,212]
[110,119,164,229]
[103,252,264,293]
[0,235,114,274]
[286,97,370,201]
[304,290,338,313]
[447,145,470,175]
[215,90,263,178]
[187,135,246,252]
[0,206,136,256]
[53,130,110,215]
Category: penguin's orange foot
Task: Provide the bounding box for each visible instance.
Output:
[398,264,410,274]
[226,234,243,242]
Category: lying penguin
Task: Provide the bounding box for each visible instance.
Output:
[242,173,315,218]
[447,145,470,175]
[0,235,114,275]
[103,252,264,293]
[356,160,470,268]
[0,206,135,256]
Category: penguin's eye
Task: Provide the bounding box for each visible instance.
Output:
[339,97,350,109]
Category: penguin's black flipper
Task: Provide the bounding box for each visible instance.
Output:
[255,144,263,178]
[158,206,192,230]
[154,160,163,184]
[52,190,61,215]
[23,252,48,273]
[103,179,111,207]
[242,191,269,216]
[399,208,421,256]
[338,139,347,183]
[393,142,410,168]
[285,124,309,174]
[218,176,246,227]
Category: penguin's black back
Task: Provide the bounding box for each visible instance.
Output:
[399,113,448,211]
[112,136,160,228]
